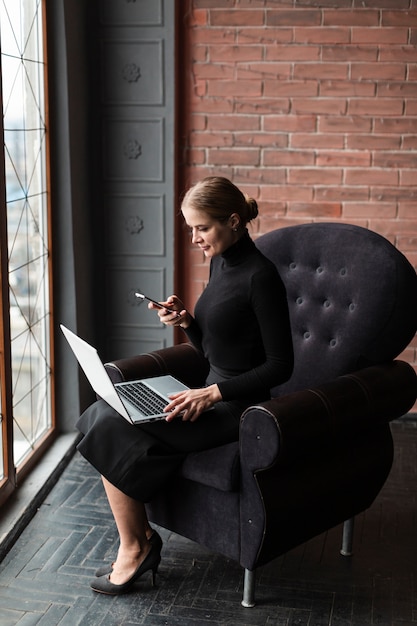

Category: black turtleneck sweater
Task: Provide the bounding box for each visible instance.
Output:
[184,231,294,402]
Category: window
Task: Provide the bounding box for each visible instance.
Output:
[0,0,54,504]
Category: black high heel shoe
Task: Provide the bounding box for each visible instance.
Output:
[94,530,163,577]
[90,542,161,595]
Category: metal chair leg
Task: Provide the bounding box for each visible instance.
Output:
[340,517,354,556]
[241,568,256,608]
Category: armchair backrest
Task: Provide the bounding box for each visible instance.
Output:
[255,223,417,396]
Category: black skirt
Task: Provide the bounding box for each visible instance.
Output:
[76,397,246,502]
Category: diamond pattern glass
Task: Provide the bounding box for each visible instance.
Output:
[1,0,52,469]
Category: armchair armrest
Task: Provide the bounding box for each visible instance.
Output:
[240,360,417,472]
[104,342,209,389]
[238,360,417,570]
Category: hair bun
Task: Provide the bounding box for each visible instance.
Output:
[245,196,259,222]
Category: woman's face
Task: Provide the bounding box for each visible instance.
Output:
[182,206,238,258]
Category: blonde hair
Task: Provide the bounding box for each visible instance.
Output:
[181,177,258,226]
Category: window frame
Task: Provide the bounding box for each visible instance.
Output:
[0,0,56,507]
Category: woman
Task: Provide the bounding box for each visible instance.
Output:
[77,176,294,594]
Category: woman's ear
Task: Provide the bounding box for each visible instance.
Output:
[229,213,240,231]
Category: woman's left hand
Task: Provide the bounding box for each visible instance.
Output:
[164,384,222,422]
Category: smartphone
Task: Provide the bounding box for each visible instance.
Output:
[134,292,177,314]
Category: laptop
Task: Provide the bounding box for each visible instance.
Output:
[60,324,190,424]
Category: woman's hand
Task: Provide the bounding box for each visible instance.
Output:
[163,384,222,422]
[148,295,191,328]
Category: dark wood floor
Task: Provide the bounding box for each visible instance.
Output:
[0,419,416,625]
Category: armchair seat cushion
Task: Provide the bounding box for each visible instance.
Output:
[179,442,240,492]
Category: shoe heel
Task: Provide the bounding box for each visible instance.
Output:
[151,558,161,587]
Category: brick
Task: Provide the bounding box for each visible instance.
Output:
[192,132,233,147]
[207,80,262,97]
[192,28,236,45]
[234,167,287,185]
[373,152,417,168]
[291,134,344,149]
[207,115,260,131]
[315,186,370,202]
[237,27,293,45]
[292,98,347,115]
[263,115,316,133]
[209,45,263,62]
[264,80,318,98]
[260,185,313,202]
[322,46,378,62]
[402,136,417,148]
[408,65,417,80]
[345,168,399,185]
[236,133,289,148]
[320,116,373,132]
[398,203,417,218]
[374,118,417,133]
[191,45,208,62]
[259,201,287,217]
[266,9,322,27]
[382,10,417,27]
[190,114,207,131]
[400,170,417,185]
[263,150,315,167]
[343,202,397,218]
[323,10,380,26]
[194,63,235,79]
[190,98,234,113]
[208,148,260,165]
[185,148,206,165]
[347,134,402,149]
[289,168,343,185]
[352,27,409,44]
[354,0,411,7]
[319,81,376,97]
[210,9,265,26]
[237,63,292,81]
[266,45,320,62]
[405,100,417,115]
[371,186,417,201]
[288,202,342,217]
[379,46,417,62]
[194,0,235,5]
[294,27,351,44]
[235,99,291,114]
[348,98,405,116]
[294,63,349,80]
[351,63,407,81]
[317,151,371,167]
[377,82,417,97]
[191,8,208,27]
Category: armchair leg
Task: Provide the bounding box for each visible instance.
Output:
[241,568,256,608]
[340,517,354,556]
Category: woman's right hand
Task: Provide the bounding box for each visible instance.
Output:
[148,295,191,328]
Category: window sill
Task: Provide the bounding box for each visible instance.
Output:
[0,432,80,561]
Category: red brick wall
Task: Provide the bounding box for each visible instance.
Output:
[176,0,417,392]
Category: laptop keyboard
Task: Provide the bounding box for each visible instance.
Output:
[117,382,168,416]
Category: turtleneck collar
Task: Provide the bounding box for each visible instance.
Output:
[220,229,256,266]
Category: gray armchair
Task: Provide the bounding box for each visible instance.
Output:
[105,223,417,607]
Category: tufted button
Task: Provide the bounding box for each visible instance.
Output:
[303,331,311,339]
[323,299,331,308]
[349,303,355,312]
[330,339,337,347]
[340,267,347,276]
[316,266,324,274]
[296,297,303,305]
[289,262,297,270]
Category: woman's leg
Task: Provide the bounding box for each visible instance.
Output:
[101,476,153,585]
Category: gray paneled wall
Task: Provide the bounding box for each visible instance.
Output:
[98,0,175,359]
